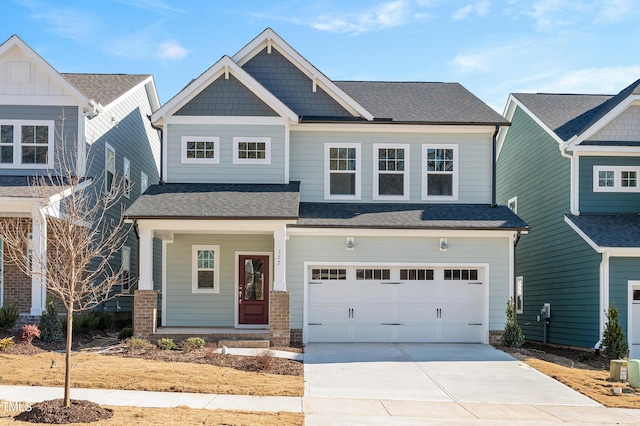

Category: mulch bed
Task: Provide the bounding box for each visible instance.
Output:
[498,341,611,370]
[14,399,113,424]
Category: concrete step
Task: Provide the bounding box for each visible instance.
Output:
[218,339,270,348]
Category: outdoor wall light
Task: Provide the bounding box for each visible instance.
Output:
[346,237,355,250]
[440,238,448,251]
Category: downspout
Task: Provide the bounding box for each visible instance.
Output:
[559,144,579,215]
[491,125,499,207]
[594,251,611,350]
[148,116,164,185]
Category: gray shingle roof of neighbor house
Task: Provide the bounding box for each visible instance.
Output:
[0,175,89,198]
[512,79,640,142]
[124,182,301,219]
[565,214,640,248]
[335,81,510,125]
[295,203,529,230]
[63,74,151,107]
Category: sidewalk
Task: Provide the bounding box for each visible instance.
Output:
[2,385,640,424]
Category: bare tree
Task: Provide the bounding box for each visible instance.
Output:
[0,121,128,407]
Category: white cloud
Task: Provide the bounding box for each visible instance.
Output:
[158,41,189,61]
[597,0,634,23]
[112,0,185,15]
[13,0,100,41]
[452,1,490,20]
[310,1,414,34]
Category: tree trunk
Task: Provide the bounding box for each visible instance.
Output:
[64,308,73,407]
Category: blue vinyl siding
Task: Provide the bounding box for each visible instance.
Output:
[497,106,602,348]
[578,156,640,213]
[609,257,640,338]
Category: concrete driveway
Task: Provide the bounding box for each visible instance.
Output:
[303,343,640,425]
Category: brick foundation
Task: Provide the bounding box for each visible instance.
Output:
[489,330,503,345]
[290,328,302,347]
[1,219,33,314]
[133,290,158,338]
[269,291,290,347]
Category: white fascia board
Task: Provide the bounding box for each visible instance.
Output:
[292,122,497,134]
[98,75,156,114]
[0,35,92,108]
[231,28,374,121]
[605,248,640,257]
[569,97,640,148]
[564,215,600,252]
[134,218,297,233]
[0,95,83,106]
[496,95,518,160]
[572,146,640,155]
[46,177,93,204]
[286,227,518,238]
[0,197,38,213]
[166,116,288,126]
[151,56,298,123]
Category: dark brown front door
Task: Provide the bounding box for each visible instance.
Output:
[238,255,269,325]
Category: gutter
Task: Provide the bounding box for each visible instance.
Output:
[559,144,579,215]
[492,125,499,207]
[594,251,611,350]
[148,116,164,184]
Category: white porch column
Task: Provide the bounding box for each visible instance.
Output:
[30,208,47,315]
[138,227,154,290]
[273,229,287,291]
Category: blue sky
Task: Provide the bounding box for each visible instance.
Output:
[1,0,639,111]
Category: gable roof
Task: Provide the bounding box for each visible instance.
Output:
[63,73,153,108]
[150,55,298,123]
[336,81,509,125]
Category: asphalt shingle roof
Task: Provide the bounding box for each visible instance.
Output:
[336,81,509,125]
[124,182,301,219]
[566,214,640,248]
[63,74,150,107]
[295,203,529,230]
[0,175,84,198]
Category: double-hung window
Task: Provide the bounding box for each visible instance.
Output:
[105,143,115,193]
[422,144,458,200]
[123,157,131,198]
[121,246,131,291]
[593,166,640,192]
[181,136,220,164]
[140,172,148,194]
[192,245,220,293]
[233,137,271,164]
[373,144,409,200]
[325,143,361,199]
[0,120,54,168]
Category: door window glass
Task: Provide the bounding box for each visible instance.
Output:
[244,259,264,301]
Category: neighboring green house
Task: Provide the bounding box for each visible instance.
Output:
[0,35,161,323]
[126,28,528,346]
[496,80,640,355]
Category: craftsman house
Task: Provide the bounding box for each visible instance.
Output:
[496,80,640,355]
[126,28,528,346]
[0,35,161,324]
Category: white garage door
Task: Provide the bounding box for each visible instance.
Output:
[307,266,484,343]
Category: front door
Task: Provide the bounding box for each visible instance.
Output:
[238,255,269,325]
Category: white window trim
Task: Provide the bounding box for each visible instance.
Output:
[422,144,459,201]
[373,143,410,201]
[232,137,271,164]
[0,119,55,169]
[192,245,220,294]
[105,142,115,194]
[123,157,131,199]
[508,196,518,214]
[324,142,361,200]
[593,165,640,192]
[181,136,220,164]
[140,171,148,194]
[515,275,523,314]
[121,246,131,291]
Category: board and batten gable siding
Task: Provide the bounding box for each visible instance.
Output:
[609,257,640,339]
[164,233,272,327]
[0,105,78,175]
[290,130,492,203]
[578,156,640,214]
[166,123,286,183]
[285,235,510,331]
[496,106,602,348]
[589,105,640,142]
[175,74,278,117]
[241,47,352,117]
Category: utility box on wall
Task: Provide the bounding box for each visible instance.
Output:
[610,359,628,382]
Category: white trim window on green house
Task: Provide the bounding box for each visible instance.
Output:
[496,78,640,355]
[125,28,528,347]
[0,34,161,321]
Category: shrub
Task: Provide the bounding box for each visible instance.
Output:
[183,337,205,351]
[117,327,133,341]
[86,310,114,331]
[126,338,148,350]
[602,302,628,359]
[254,350,276,372]
[0,336,15,351]
[156,338,175,350]
[501,298,525,348]
[20,324,41,344]
[0,303,20,332]
[39,297,63,343]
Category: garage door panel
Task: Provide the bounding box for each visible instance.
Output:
[440,324,483,343]
[309,285,349,303]
[441,283,483,303]
[396,325,439,342]
[308,325,350,342]
[397,284,438,301]
[397,304,438,322]
[356,285,394,303]
[352,325,394,342]
[441,304,483,323]
[352,305,394,322]
[308,305,348,322]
